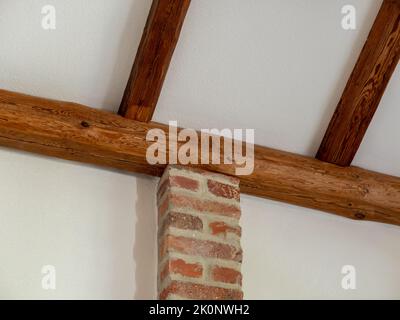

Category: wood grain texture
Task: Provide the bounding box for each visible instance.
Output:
[1,90,400,226]
[119,0,191,122]
[317,0,400,166]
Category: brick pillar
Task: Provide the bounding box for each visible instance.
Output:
[157,165,243,300]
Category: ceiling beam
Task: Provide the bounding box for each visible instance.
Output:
[1,89,400,226]
[118,0,191,122]
[317,0,400,166]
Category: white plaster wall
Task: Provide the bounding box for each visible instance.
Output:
[1,152,400,300]
[241,195,400,299]
[0,149,159,299]
[1,0,400,299]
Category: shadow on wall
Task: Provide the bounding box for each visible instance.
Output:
[132,175,158,300]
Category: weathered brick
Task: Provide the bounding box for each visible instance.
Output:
[158,196,170,217]
[158,169,200,200]
[168,194,241,219]
[211,266,242,285]
[160,259,203,281]
[157,178,170,202]
[170,176,199,192]
[159,212,203,235]
[209,221,241,238]
[207,180,240,201]
[160,281,243,300]
[157,165,243,301]
[175,166,240,186]
[160,235,242,262]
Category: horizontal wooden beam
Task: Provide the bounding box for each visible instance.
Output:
[119,0,191,122]
[1,89,400,226]
[317,0,400,166]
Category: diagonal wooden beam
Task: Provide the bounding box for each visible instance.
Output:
[1,89,400,226]
[317,0,400,166]
[119,0,191,122]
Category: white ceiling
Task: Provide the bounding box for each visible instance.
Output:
[0,0,398,176]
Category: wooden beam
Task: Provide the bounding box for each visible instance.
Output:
[119,0,191,122]
[317,0,400,166]
[1,89,400,226]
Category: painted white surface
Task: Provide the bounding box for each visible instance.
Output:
[0,0,399,299]
[0,149,158,300]
[241,195,400,299]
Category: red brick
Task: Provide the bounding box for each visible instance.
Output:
[209,221,241,238]
[207,180,240,201]
[158,166,243,301]
[158,196,170,217]
[177,166,240,186]
[211,266,242,285]
[159,212,203,235]
[157,179,170,202]
[158,175,199,202]
[170,176,199,192]
[160,259,203,281]
[160,235,242,262]
[160,281,243,300]
[201,172,239,187]
[168,194,241,219]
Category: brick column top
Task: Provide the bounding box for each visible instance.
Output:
[157,165,243,300]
